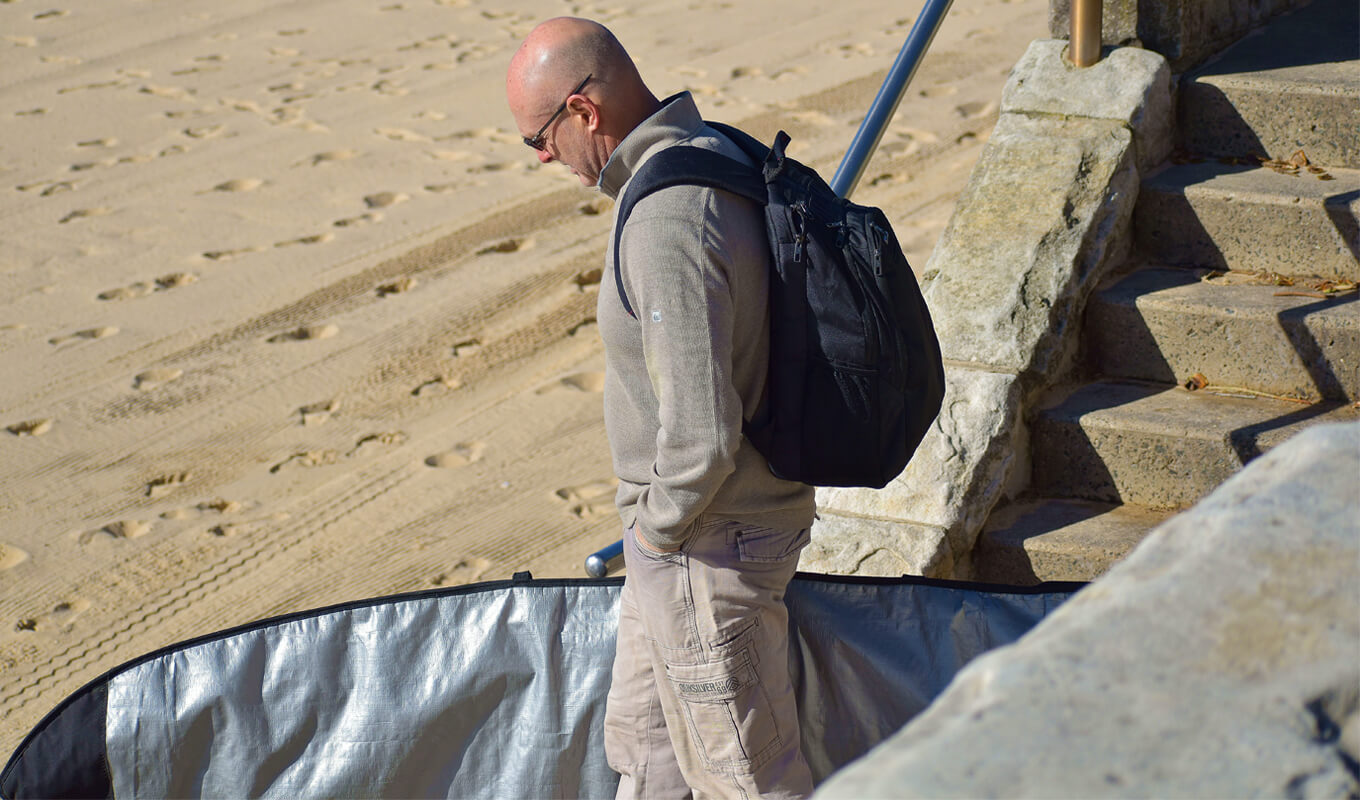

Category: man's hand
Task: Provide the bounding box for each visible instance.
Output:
[631,524,682,554]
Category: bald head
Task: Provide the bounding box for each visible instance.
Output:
[506,18,659,185]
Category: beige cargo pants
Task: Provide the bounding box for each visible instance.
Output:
[604,518,814,800]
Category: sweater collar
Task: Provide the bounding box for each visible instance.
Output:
[598,92,703,200]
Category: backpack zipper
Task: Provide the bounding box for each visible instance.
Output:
[791,201,809,262]
[868,221,888,276]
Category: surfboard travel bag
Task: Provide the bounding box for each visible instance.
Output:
[1,572,1080,799]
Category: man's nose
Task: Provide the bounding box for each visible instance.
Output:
[536,147,554,164]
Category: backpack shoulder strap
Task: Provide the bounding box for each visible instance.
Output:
[612,144,767,319]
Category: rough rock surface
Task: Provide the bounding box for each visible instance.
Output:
[923,111,1137,380]
[799,515,952,579]
[816,422,1360,799]
[1002,40,1172,171]
[812,40,1172,577]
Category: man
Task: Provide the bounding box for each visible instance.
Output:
[507,18,816,799]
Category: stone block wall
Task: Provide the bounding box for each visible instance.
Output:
[1048,0,1309,71]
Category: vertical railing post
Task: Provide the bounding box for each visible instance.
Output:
[1069,0,1103,67]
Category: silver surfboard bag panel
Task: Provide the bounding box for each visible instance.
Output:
[1,572,1081,799]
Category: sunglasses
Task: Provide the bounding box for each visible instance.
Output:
[523,74,592,151]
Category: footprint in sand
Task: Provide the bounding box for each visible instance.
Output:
[14,597,92,634]
[78,519,152,545]
[954,100,997,119]
[58,207,113,224]
[183,124,225,139]
[371,79,408,96]
[268,323,339,343]
[16,108,49,116]
[98,272,196,301]
[375,276,416,296]
[202,245,265,261]
[476,238,531,256]
[298,398,341,426]
[0,543,30,571]
[428,557,492,588]
[451,338,481,358]
[58,79,131,95]
[919,85,958,98]
[350,431,408,456]
[49,326,118,346]
[133,368,183,391]
[424,182,460,194]
[40,181,76,196]
[69,159,114,172]
[301,149,361,167]
[537,371,605,394]
[424,441,486,468]
[7,418,53,437]
[579,198,611,216]
[374,127,430,143]
[274,233,334,247]
[554,479,619,520]
[76,137,117,148]
[364,191,408,209]
[335,211,383,228]
[140,84,195,101]
[411,376,461,396]
[146,472,191,498]
[200,498,243,515]
[209,178,264,193]
[574,269,603,290]
[270,450,339,473]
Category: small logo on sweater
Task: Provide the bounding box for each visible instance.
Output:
[651,310,662,323]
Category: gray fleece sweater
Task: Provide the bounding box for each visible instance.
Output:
[596,92,816,551]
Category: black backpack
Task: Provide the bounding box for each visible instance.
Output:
[612,122,945,489]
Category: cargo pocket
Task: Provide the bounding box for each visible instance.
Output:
[664,649,782,771]
[735,525,811,563]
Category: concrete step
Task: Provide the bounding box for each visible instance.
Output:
[1136,161,1360,280]
[1030,378,1360,508]
[1087,266,1360,402]
[1178,0,1359,167]
[973,498,1172,585]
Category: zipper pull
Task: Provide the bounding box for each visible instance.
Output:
[869,222,887,276]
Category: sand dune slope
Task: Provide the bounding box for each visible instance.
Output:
[0,0,1044,755]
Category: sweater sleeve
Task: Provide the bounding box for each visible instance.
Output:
[617,189,750,551]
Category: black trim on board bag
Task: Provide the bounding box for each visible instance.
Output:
[1,571,1086,797]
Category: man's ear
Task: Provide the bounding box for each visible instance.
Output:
[568,96,601,133]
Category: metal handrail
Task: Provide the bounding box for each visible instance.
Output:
[1069,0,1103,67]
[829,0,957,199]
[583,1,962,578]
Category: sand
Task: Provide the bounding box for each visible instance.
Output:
[0,0,1046,756]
